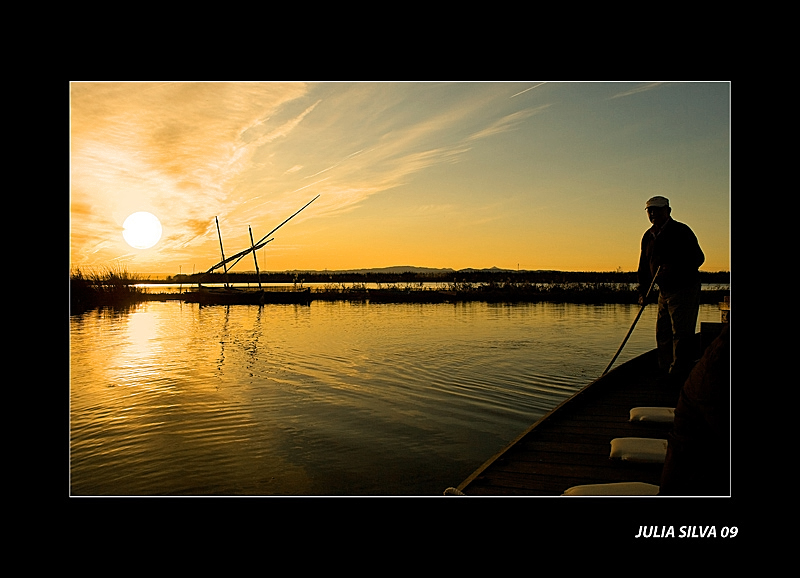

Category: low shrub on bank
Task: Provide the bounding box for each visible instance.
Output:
[310,281,728,305]
[70,266,146,312]
[71,269,730,311]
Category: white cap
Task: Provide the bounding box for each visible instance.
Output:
[645,196,669,208]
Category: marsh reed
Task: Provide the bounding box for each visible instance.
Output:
[70,266,146,312]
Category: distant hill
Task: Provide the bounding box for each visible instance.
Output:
[281,265,519,275]
[457,266,519,273]
[292,266,456,275]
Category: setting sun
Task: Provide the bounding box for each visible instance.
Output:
[122,211,162,250]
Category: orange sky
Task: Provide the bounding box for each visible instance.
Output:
[70,82,730,276]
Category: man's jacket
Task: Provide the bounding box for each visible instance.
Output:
[638,218,705,296]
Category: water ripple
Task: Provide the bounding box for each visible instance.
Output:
[70,301,722,495]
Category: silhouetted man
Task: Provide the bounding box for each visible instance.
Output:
[637,196,705,386]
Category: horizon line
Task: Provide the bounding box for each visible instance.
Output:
[98,265,730,278]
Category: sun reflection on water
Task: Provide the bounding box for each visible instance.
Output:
[70,300,724,495]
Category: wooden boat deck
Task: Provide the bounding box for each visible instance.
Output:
[456,347,683,496]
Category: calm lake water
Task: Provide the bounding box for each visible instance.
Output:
[69,300,723,496]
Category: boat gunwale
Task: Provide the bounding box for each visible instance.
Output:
[456,348,658,493]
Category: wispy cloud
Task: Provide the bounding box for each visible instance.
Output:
[510,82,547,98]
[70,82,311,266]
[69,82,730,273]
[467,105,550,142]
[609,82,666,99]
[74,82,533,267]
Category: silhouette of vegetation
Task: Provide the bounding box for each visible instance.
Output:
[70,266,148,313]
[310,279,728,305]
[164,269,730,286]
[71,268,730,311]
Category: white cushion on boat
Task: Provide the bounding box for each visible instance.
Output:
[562,482,660,496]
[629,407,675,423]
[610,437,668,463]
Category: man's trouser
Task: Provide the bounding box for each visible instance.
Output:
[655,283,701,380]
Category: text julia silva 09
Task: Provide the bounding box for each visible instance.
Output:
[634,526,738,539]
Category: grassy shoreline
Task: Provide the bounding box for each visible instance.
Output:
[133,283,728,306]
[158,269,730,286]
[70,267,146,313]
[71,268,730,312]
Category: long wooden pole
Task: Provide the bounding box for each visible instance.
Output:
[205,195,319,275]
[602,266,661,376]
[224,195,319,272]
[249,226,262,289]
[255,195,319,247]
[205,238,271,274]
[215,216,230,288]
